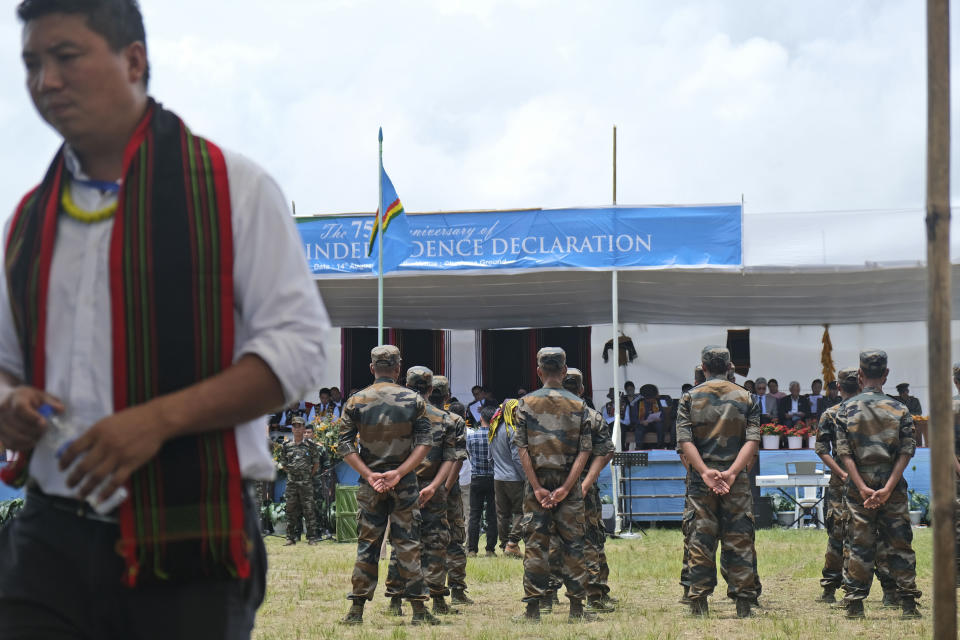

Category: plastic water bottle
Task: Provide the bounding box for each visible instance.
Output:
[39,404,129,515]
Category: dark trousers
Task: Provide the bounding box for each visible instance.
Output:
[0,486,267,640]
[494,479,525,546]
[468,475,497,552]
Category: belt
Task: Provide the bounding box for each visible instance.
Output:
[26,484,119,524]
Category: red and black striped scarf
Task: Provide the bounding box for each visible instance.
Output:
[3,101,249,587]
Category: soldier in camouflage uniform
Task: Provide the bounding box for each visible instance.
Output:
[563,368,617,613]
[814,367,856,602]
[337,346,438,626]
[676,346,760,618]
[433,376,472,605]
[677,364,701,605]
[279,416,320,545]
[835,349,921,620]
[817,368,899,606]
[385,366,459,616]
[514,347,594,623]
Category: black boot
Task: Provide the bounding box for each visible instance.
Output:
[450,588,474,605]
[520,600,541,623]
[410,601,442,626]
[600,593,619,606]
[900,597,921,619]
[341,601,364,625]
[387,596,403,617]
[679,585,692,605]
[845,599,865,619]
[881,590,900,608]
[817,586,836,603]
[689,597,708,617]
[540,591,554,614]
[432,596,460,615]
[568,598,598,622]
[736,598,752,618]
[585,596,615,613]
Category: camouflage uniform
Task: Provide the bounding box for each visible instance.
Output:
[337,347,433,604]
[564,368,616,601]
[675,347,761,603]
[435,376,470,596]
[514,348,592,604]
[815,393,848,590]
[386,367,458,599]
[280,430,320,543]
[835,350,920,604]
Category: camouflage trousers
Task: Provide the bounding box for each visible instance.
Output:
[349,472,427,602]
[386,482,450,598]
[252,480,269,532]
[520,470,587,603]
[494,479,525,546]
[284,478,317,542]
[583,482,610,599]
[821,481,846,589]
[842,472,920,601]
[685,470,759,601]
[679,494,692,590]
[445,482,468,592]
[825,481,897,593]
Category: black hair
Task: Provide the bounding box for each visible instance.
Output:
[840,378,859,394]
[681,383,693,393]
[448,401,466,419]
[479,405,496,423]
[17,0,149,85]
[318,387,331,396]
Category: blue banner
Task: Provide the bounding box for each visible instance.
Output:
[297,205,741,275]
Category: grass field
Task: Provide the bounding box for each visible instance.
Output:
[253,527,941,640]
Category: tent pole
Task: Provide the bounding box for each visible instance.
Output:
[925,1,955,636]
[610,124,623,534]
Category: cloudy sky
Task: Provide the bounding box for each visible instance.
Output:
[0,0,957,263]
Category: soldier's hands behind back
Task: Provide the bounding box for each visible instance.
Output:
[864,486,891,509]
[534,486,553,509]
[702,469,729,495]
[418,485,436,506]
[549,486,569,504]
[0,386,63,452]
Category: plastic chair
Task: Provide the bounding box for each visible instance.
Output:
[787,462,824,528]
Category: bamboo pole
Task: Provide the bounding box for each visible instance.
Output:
[924,1,955,636]
[610,125,623,534]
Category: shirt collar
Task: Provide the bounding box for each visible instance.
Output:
[63,145,122,193]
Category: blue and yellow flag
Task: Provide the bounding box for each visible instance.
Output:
[367,165,408,257]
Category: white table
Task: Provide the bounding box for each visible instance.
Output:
[755,472,831,528]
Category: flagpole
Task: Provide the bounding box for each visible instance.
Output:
[377,127,384,346]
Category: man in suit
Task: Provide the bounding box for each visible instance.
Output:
[778,381,810,426]
[807,379,825,420]
[752,378,779,423]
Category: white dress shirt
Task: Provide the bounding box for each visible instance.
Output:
[0,146,330,497]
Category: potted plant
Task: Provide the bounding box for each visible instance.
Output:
[770,494,795,527]
[269,502,287,536]
[785,424,803,449]
[908,489,929,527]
[761,423,781,450]
[793,422,816,449]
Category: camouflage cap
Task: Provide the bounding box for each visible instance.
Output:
[406,365,434,390]
[837,367,859,384]
[371,344,401,367]
[953,362,960,380]
[563,367,584,393]
[537,347,566,370]
[859,349,887,375]
[291,415,306,426]
[563,367,584,386]
[432,375,451,396]
[700,345,731,372]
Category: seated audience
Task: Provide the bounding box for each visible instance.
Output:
[778,381,810,426]
[752,378,779,423]
[806,379,824,419]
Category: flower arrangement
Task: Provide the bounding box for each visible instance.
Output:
[311,413,342,463]
[760,423,782,435]
[790,423,814,439]
[271,439,285,473]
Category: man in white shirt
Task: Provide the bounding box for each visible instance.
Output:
[0,2,327,638]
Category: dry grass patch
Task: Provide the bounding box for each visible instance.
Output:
[254,527,942,639]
